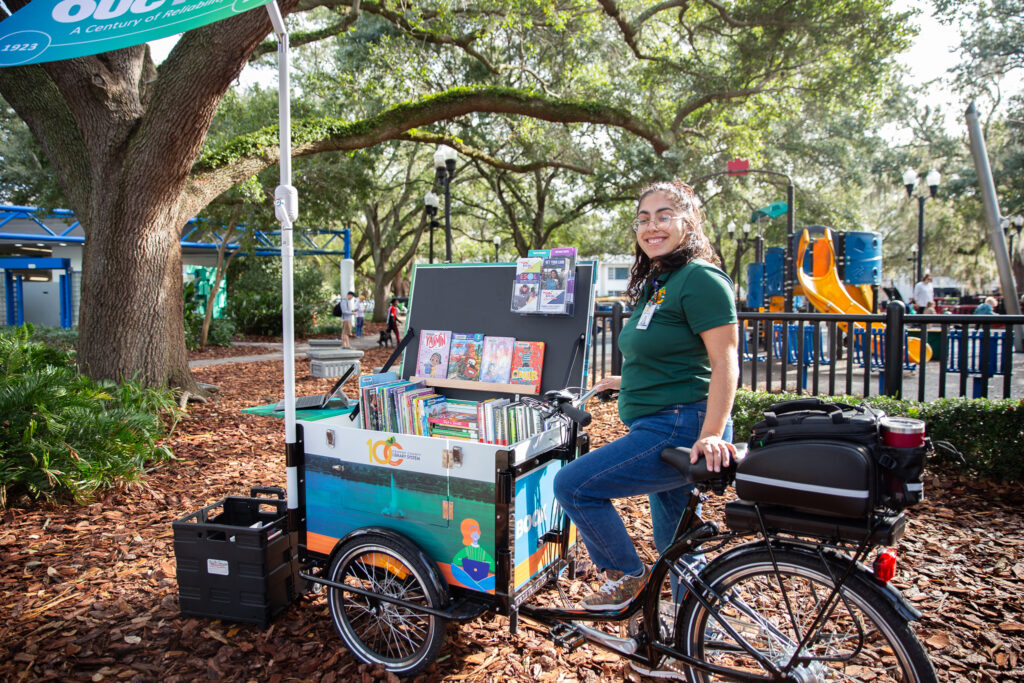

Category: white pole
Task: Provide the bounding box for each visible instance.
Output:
[267,2,301,513]
[965,102,1023,349]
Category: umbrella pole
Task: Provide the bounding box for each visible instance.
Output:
[267,2,301,526]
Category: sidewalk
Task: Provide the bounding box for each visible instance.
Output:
[188,333,381,369]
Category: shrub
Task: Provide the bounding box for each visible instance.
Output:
[183,281,204,351]
[732,390,1024,482]
[206,317,236,347]
[1,324,78,350]
[227,259,329,337]
[0,327,181,507]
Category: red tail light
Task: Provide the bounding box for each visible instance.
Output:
[874,548,897,583]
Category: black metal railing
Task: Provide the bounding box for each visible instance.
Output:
[590,302,1023,400]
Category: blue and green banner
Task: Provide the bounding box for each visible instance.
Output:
[0,0,272,67]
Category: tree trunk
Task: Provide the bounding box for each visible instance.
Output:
[77,201,199,391]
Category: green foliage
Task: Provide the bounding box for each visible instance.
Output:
[732,390,1024,481]
[207,318,237,347]
[1,324,78,350]
[183,281,204,351]
[226,259,329,337]
[0,327,181,507]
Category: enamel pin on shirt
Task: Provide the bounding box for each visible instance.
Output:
[636,279,665,330]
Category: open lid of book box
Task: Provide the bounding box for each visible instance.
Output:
[400,262,597,401]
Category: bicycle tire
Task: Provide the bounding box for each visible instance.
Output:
[677,547,936,682]
[327,533,448,676]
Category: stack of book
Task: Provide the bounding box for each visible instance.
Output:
[415,330,544,393]
[359,372,552,444]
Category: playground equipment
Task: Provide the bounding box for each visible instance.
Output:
[746,226,933,365]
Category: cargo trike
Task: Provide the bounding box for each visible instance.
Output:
[282,264,936,681]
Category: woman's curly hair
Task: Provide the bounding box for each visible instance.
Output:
[625,179,720,305]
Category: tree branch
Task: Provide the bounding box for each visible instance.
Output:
[185,86,665,213]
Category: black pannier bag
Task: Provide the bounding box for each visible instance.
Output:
[739,398,928,515]
[736,439,877,517]
[748,397,881,449]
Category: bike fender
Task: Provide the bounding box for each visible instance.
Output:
[710,542,922,622]
[331,525,450,601]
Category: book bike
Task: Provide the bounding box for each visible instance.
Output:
[289,264,937,682]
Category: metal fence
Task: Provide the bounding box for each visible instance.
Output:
[591,302,1024,401]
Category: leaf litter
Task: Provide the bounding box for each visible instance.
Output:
[1,348,1022,681]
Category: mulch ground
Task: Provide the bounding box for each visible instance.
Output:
[2,349,1023,682]
[187,345,279,361]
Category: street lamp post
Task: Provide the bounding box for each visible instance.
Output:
[424,191,440,264]
[434,145,458,262]
[493,235,501,262]
[902,168,941,284]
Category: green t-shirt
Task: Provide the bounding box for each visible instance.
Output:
[617,259,737,423]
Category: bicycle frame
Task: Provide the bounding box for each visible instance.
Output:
[519,486,910,682]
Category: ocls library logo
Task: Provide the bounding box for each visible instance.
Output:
[366,438,421,467]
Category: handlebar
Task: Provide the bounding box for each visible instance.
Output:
[558,402,592,427]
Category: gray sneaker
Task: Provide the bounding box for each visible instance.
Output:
[580,566,649,611]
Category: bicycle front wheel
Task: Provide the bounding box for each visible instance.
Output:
[678,547,936,682]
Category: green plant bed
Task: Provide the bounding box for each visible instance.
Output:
[0,326,182,507]
[733,390,1024,482]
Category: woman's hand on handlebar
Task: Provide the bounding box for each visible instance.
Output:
[691,435,736,473]
[591,376,621,393]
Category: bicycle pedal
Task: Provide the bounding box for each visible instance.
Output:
[548,623,585,652]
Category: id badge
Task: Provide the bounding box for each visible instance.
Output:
[636,284,665,330]
[636,299,658,330]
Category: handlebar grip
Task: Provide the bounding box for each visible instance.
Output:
[559,402,592,427]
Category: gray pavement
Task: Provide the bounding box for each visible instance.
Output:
[742,353,1024,401]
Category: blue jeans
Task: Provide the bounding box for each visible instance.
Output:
[355,317,364,336]
[553,402,732,575]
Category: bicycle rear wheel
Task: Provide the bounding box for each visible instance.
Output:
[678,547,936,682]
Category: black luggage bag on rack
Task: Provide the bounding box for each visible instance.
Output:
[736,398,892,518]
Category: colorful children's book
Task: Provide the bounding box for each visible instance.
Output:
[358,372,398,429]
[480,336,515,384]
[447,333,485,381]
[509,341,545,393]
[415,330,452,378]
[511,257,543,313]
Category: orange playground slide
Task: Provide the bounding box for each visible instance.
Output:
[796,229,931,364]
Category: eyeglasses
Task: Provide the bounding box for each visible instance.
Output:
[632,213,683,233]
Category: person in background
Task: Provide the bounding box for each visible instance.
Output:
[355,295,366,337]
[913,273,934,311]
[923,302,937,315]
[386,297,402,344]
[340,291,355,348]
[974,296,997,315]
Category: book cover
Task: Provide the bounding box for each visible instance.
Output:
[511,257,543,313]
[550,247,577,306]
[446,333,484,381]
[538,256,568,313]
[402,388,435,434]
[416,394,447,435]
[428,411,479,429]
[509,341,545,393]
[415,330,452,378]
[480,336,515,384]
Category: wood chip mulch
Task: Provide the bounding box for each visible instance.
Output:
[2,349,1023,682]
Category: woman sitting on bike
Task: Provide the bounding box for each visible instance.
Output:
[554,179,738,612]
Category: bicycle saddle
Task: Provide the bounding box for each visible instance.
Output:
[660,445,742,493]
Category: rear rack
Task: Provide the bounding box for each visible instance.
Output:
[725,501,906,546]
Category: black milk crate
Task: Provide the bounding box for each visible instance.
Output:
[173,487,300,627]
